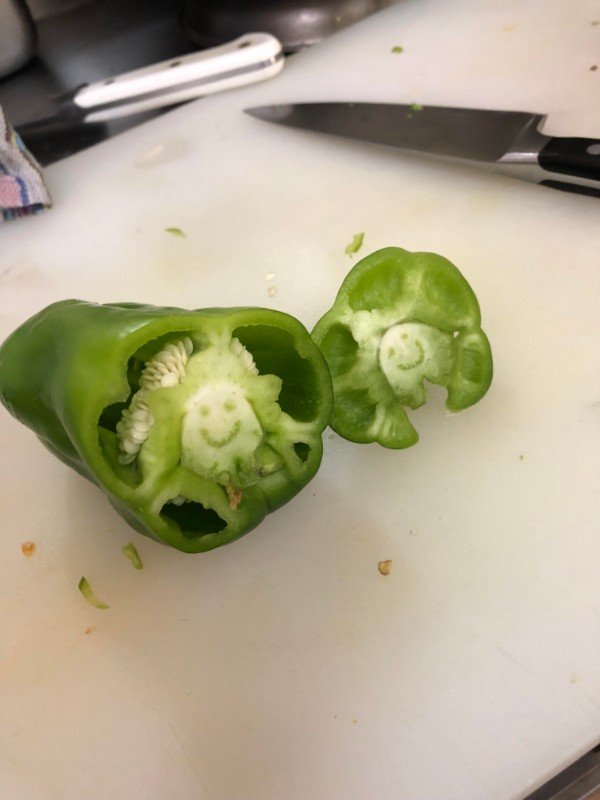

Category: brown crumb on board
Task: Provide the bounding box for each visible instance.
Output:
[226,485,243,510]
[591,20,599,26]
[591,65,598,71]
[378,559,393,576]
[519,454,525,461]
[84,626,96,635]
[21,541,36,557]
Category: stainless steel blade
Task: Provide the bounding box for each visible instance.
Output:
[245,102,549,163]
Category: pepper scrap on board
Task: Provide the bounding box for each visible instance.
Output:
[312,247,492,449]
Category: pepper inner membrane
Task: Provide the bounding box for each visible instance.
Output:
[377,321,453,408]
[97,328,318,537]
[320,313,457,410]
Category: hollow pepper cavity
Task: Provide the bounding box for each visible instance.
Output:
[0,300,333,552]
[312,247,493,448]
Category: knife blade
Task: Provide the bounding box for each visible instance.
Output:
[245,102,600,196]
[16,33,283,136]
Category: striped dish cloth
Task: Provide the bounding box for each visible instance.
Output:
[1,106,51,222]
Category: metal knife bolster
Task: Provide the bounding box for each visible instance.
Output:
[496,115,550,164]
[496,116,600,191]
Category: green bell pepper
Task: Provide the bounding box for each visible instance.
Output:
[0,300,333,553]
[312,247,493,448]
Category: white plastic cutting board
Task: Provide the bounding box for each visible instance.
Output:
[1,1,599,799]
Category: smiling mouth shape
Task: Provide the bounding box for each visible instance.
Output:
[200,420,242,448]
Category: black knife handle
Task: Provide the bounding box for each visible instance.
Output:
[538,137,600,181]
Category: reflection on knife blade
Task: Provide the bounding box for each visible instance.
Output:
[245,102,600,197]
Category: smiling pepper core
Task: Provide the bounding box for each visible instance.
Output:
[0,300,333,552]
[312,247,493,448]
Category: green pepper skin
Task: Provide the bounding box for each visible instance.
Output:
[312,247,493,448]
[0,300,333,553]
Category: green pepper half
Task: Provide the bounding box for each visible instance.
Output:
[312,247,492,448]
[0,300,333,553]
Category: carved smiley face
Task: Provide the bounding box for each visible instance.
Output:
[198,396,243,447]
[181,384,263,480]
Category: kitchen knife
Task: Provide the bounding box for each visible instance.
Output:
[245,102,600,196]
[16,33,283,135]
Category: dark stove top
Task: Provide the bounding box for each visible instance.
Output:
[0,0,195,165]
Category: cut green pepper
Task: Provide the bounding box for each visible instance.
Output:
[312,247,492,448]
[0,301,333,553]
